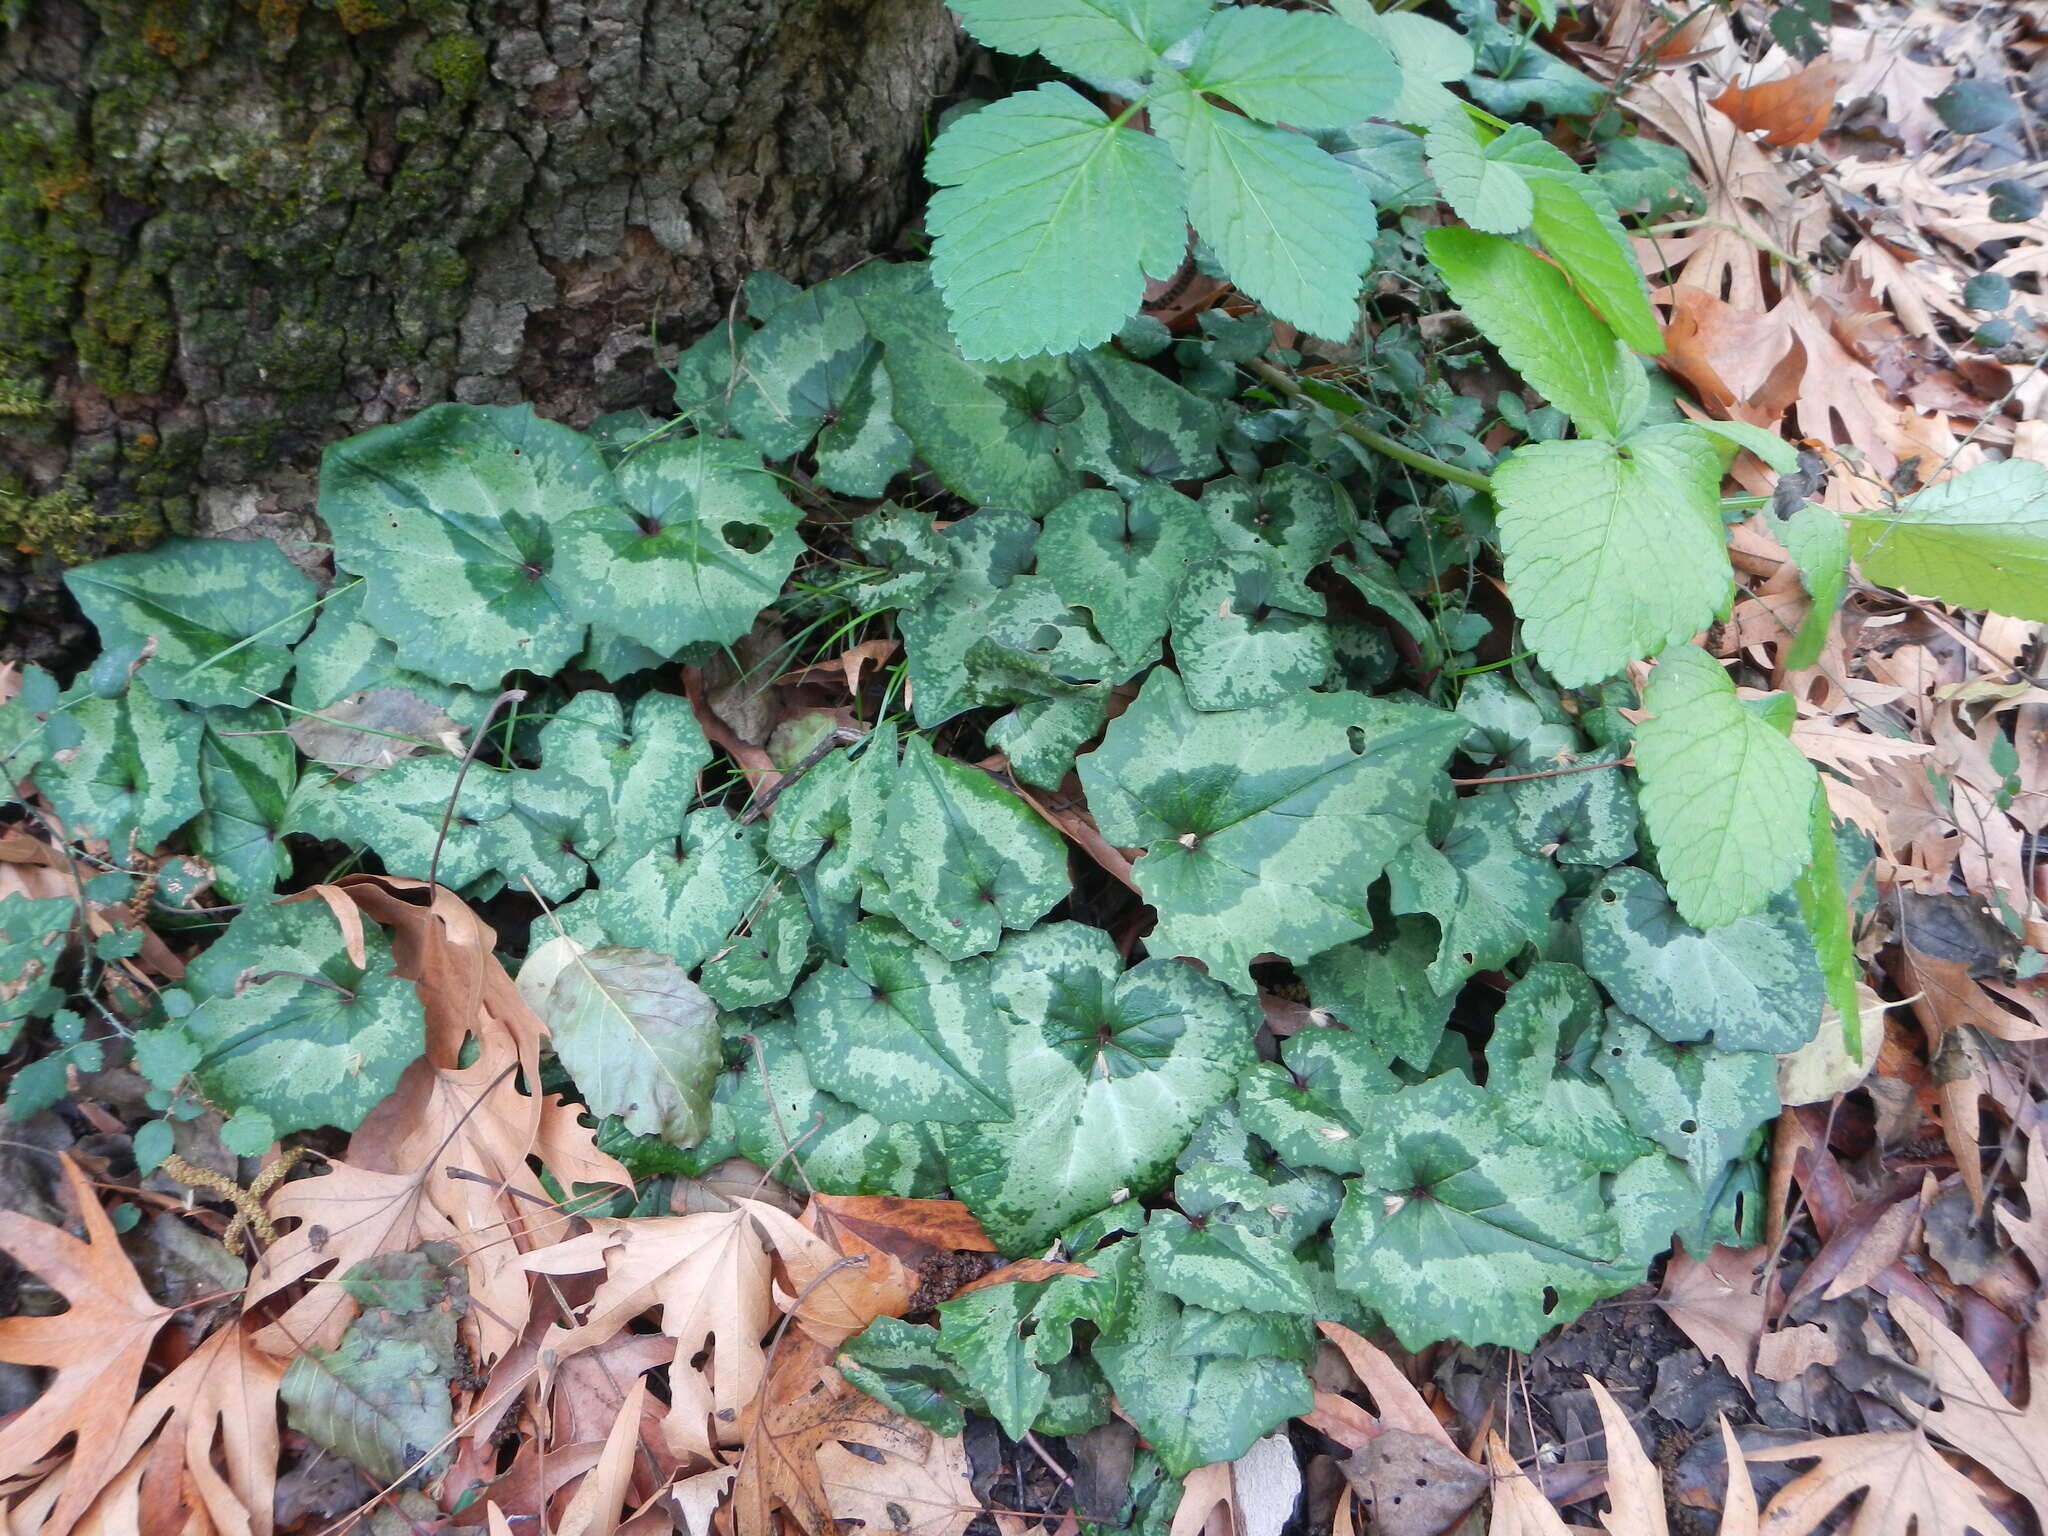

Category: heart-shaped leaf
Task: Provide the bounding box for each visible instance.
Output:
[1386,792,1565,992]
[194,705,298,902]
[40,685,202,849]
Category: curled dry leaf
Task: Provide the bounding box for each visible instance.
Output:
[1711,57,1850,146]
[1584,1377,1666,1536]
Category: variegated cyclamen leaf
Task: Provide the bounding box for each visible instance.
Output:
[1236,1027,1398,1174]
[555,809,770,971]
[1332,1073,1628,1351]
[848,503,951,613]
[556,436,802,656]
[194,705,298,903]
[864,734,1067,961]
[700,882,812,1010]
[895,510,1042,727]
[531,690,707,861]
[1169,556,1334,712]
[285,753,511,893]
[479,776,603,902]
[1575,866,1823,1052]
[1039,486,1218,665]
[1386,792,1565,993]
[1509,760,1638,866]
[1484,964,1650,1174]
[1299,917,1457,1069]
[944,923,1257,1254]
[1593,1010,1778,1186]
[65,536,317,708]
[792,920,1008,1125]
[1174,1102,1343,1246]
[320,404,607,689]
[1076,667,1465,989]
[1455,670,1581,772]
[39,685,202,849]
[1141,1206,1315,1316]
[1061,349,1223,493]
[1200,468,1354,615]
[289,582,488,727]
[763,746,865,903]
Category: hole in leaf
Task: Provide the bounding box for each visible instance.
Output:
[1346,726,1366,755]
[838,1441,887,1465]
[1680,1118,1698,1135]
[722,521,771,554]
[1542,1286,1559,1315]
[1600,887,1618,902]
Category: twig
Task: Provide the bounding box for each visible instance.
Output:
[1244,358,1494,493]
[1452,756,1632,787]
[737,724,864,825]
[428,688,525,891]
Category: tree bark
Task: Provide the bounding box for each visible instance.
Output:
[0,0,963,655]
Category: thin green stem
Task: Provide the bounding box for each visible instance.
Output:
[1245,359,1494,494]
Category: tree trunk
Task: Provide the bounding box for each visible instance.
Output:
[0,0,963,655]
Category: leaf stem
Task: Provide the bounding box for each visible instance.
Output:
[1244,359,1494,493]
[1452,755,1633,787]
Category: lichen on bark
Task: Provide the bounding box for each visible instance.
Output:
[0,0,962,655]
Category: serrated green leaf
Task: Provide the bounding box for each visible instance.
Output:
[40,686,202,849]
[946,0,1210,81]
[1332,1073,1626,1350]
[532,690,707,862]
[1236,1027,1398,1173]
[194,705,297,902]
[286,754,509,892]
[863,734,1066,960]
[1490,429,1731,687]
[1576,866,1822,1052]
[1181,7,1400,129]
[1063,350,1223,493]
[1486,963,1651,1173]
[1776,502,1849,672]
[1846,458,2048,620]
[321,404,605,688]
[1151,83,1376,342]
[792,920,1007,1124]
[944,923,1255,1254]
[1424,228,1637,440]
[1594,1010,1778,1185]
[1079,668,1464,989]
[65,537,317,709]
[1388,792,1565,991]
[1299,917,1456,1068]
[1424,113,1534,233]
[1635,642,1817,926]
[1169,556,1333,712]
[1332,3,1473,127]
[1690,419,1800,472]
[724,275,912,495]
[858,277,1083,513]
[526,942,719,1145]
[556,436,802,655]
[927,84,1188,361]
[182,903,425,1135]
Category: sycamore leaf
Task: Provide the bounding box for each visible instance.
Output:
[1576,867,1823,1052]
[1425,228,1638,441]
[524,941,720,1147]
[945,0,1210,82]
[1169,556,1333,712]
[1179,7,1400,129]
[193,704,297,902]
[793,920,1009,1125]
[1151,82,1377,342]
[1635,643,1818,927]
[0,1156,178,1536]
[864,733,1067,960]
[1236,1027,1398,1174]
[927,83,1187,361]
[1594,1012,1779,1186]
[1490,429,1731,688]
[1039,486,1216,667]
[1386,792,1566,992]
[1332,1073,1627,1350]
[1585,1378,1669,1536]
[1299,917,1456,1068]
[321,404,605,688]
[1077,667,1464,990]
[1888,1295,2048,1522]
[64,536,317,708]
[556,436,803,655]
[1846,457,2048,620]
[944,923,1256,1254]
[1747,1431,2006,1536]
[40,685,202,849]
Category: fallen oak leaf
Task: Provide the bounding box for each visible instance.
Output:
[0,1154,178,1536]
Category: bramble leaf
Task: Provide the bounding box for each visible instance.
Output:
[945,0,1210,82]
[1180,7,1400,129]
[1846,458,2048,620]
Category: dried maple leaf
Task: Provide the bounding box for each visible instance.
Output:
[1585,1378,1666,1536]
[0,1154,176,1536]
[1890,1296,2048,1521]
[1656,1244,1767,1391]
[1747,1430,2003,1536]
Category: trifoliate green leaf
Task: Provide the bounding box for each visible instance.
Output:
[65,537,317,709]
[701,882,812,1010]
[40,686,202,849]
[561,809,769,969]
[927,84,1187,361]
[1063,350,1223,493]
[556,436,802,656]
[194,705,297,902]
[321,404,606,688]
[1040,488,1217,664]
[524,941,719,1145]
[858,277,1083,513]
[1776,502,1849,672]
[944,923,1256,1254]
[1576,866,1823,1052]
[1180,7,1400,129]
[1424,229,1638,440]
[1486,963,1651,1173]
[721,1019,949,1196]
[1423,113,1534,233]
[1845,458,2048,620]
[792,920,1007,1124]
[945,0,1210,82]
[1237,1027,1398,1174]
[1594,1011,1778,1186]
[1077,668,1464,989]
[1387,793,1565,992]
[532,690,706,861]
[862,734,1066,960]
[1151,83,1376,343]
[287,754,508,892]
[1200,467,1353,613]
[1299,917,1456,1068]
[1169,556,1333,712]
[1490,428,1731,687]
[1634,643,1817,927]
[1093,1281,1312,1476]
[724,275,912,495]
[895,509,1042,726]
[182,904,425,1135]
[1509,761,1638,867]
[1332,1073,1626,1350]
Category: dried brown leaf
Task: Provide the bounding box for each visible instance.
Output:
[1656,1244,1767,1391]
